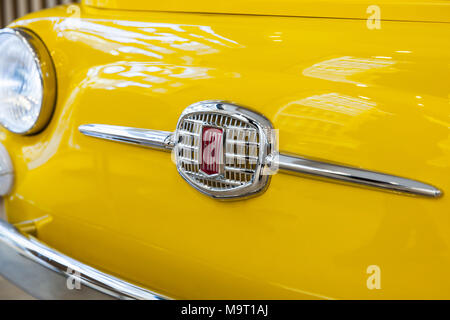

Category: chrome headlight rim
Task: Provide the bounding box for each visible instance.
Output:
[0,27,56,135]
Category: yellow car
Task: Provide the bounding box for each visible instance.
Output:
[0,0,449,300]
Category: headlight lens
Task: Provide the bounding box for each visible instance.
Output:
[0,28,56,135]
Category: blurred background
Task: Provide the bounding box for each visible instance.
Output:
[1,0,80,28]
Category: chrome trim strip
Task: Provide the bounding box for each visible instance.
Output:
[78,124,442,198]
[278,154,441,198]
[79,124,173,151]
[0,219,168,300]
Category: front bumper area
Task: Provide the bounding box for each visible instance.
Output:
[0,219,167,300]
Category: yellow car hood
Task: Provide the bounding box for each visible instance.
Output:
[83,0,450,23]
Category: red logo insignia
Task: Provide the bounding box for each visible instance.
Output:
[201,127,223,175]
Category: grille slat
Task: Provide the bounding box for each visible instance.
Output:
[227,139,259,146]
[184,171,243,187]
[179,144,198,150]
[179,156,199,164]
[227,126,256,131]
[225,153,258,161]
[224,166,254,174]
[179,130,199,137]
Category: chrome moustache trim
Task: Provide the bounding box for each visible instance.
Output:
[277,154,441,198]
[79,123,442,198]
[79,124,174,151]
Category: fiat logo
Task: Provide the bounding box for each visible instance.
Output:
[200,126,223,176]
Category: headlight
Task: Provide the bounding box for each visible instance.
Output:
[0,28,56,135]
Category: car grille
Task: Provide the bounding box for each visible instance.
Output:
[177,112,260,191]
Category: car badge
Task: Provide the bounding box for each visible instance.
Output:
[173,101,278,199]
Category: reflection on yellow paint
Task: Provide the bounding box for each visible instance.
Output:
[83,62,214,91]
[275,93,384,151]
[22,143,45,163]
[55,19,241,59]
[303,56,396,84]
[52,19,243,93]
[291,93,376,116]
[430,134,450,168]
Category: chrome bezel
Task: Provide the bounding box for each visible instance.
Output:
[174,100,277,199]
[0,28,56,135]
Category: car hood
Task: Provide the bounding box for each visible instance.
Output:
[83,0,450,23]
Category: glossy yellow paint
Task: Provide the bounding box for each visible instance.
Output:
[84,0,450,23]
[2,3,450,299]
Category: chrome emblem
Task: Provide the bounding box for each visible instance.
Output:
[173,101,278,199]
